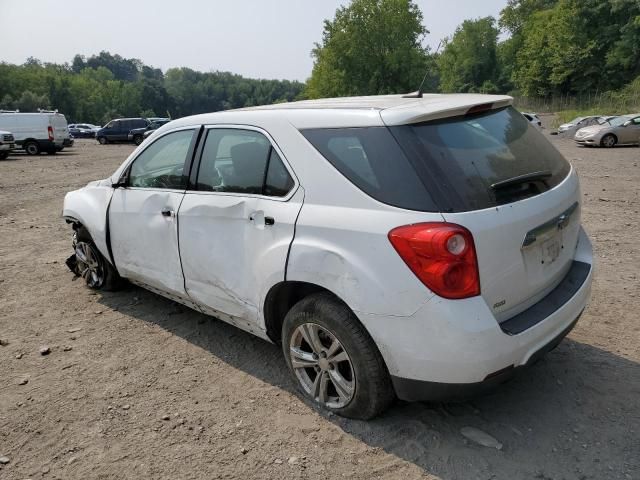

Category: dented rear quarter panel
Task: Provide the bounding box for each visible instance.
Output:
[287,201,443,318]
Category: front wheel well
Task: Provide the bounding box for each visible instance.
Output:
[264,281,347,344]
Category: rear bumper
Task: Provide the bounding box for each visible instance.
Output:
[391,309,583,402]
[357,227,593,400]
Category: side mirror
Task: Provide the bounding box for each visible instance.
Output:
[623,120,632,127]
[112,172,128,189]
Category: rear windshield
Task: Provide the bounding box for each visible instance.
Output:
[303,106,570,212]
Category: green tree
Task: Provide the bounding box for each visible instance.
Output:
[306,0,433,98]
[14,90,50,111]
[437,16,500,93]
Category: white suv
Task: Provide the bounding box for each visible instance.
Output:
[63,94,593,419]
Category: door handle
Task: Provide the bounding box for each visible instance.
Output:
[264,216,275,226]
[161,208,175,217]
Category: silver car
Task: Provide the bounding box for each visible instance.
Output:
[574,114,640,147]
[557,116,603,135]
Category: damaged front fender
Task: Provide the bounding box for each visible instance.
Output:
[62,180,114,263]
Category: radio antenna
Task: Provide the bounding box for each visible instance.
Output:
[403,40,442,99]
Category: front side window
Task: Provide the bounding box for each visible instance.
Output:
[128,129,194,189]
[196,128,294,197]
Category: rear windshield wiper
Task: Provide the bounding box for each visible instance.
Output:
[491,170,552,190]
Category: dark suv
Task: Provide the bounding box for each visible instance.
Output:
[128,118,171,145]
[96,118,150,144]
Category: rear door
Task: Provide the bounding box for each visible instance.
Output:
[390,106,580,322]
[50,114,68,144]
[109,127,198,298]
[178,126,302,329]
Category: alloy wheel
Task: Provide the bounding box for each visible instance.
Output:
[602,135,616,147]
[74,241,105,288]
[289,323,355,408]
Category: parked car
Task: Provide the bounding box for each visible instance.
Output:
[129,118,172,145]
[557,115,603,135]
[574,114,640,147]
[0,129,16,160]
[96,118,150,144]
[522,112,543,129]
[63,94,593,419]
[0,109,68,155]
[62,135,75,149]
[68,123,98,138]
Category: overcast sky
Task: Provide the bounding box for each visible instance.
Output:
[0,0,507,81]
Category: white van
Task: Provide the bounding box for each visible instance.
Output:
[0,110,69,155]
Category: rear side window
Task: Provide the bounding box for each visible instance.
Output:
[265,149,294,196]
[302,127,437,211]
[196,128,294,197]
[390,107,571,211]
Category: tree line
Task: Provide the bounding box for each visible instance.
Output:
[0,52,305,124]
[308,0,640,101]
[0,0,638,122]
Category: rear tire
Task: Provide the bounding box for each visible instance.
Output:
[133,135,143,146]
[72,227,122,291]
[98,137,107,145]
[24,141,40,155]
[282,292,395,419]
[0,151,8,160]
[601,134,617,148]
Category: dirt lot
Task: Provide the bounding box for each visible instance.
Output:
[1,128,639,480]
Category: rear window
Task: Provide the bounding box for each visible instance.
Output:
[303,107,569,212]
[390,107,570,211]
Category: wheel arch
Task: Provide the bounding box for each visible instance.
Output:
[601,133,618,145]
[263,281,350,344]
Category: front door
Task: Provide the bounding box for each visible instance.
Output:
[620,116,640,143]
[178,126,303,329]
[109,128,197,297]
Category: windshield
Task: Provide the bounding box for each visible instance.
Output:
[609,117,628,127]
[569,117,585,124]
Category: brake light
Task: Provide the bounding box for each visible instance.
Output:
[466,103,493,116]
[48,126,54,141]
[388,223,480,299]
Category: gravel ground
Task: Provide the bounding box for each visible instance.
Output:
[1,127,639,480]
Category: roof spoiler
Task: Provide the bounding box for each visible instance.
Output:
[381,95,513,126]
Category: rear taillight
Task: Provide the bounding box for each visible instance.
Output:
[48,126,54,141]
[388,223,480,299]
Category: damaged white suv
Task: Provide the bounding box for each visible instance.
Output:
[63,94,593,419]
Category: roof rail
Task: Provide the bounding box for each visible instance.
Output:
[0,109,20,113]
[38,109,59,114]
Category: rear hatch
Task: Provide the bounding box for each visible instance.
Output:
[388,106,580,322]
[50,114,69,144]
